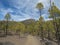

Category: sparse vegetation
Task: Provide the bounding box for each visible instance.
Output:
[0,0,60,45]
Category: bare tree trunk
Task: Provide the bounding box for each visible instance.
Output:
[39,9,44,41]
[5,20,8,36]
[51,1,60,45]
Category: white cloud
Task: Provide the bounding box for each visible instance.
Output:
[11,14,31,21]
[0,8,14,16]
[45,18,52,21]
[0,0,59,21]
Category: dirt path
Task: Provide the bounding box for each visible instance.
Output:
[25,35,41,45]
[5,35,27,45]
[0,35,27,45]
[0,35,41,45]
[0,35,57,45]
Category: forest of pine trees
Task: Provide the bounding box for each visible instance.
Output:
[0,1,60,45]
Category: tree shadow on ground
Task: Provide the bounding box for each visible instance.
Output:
[0,41,14,45]
[40,39,53,45]
[45,41,53,45]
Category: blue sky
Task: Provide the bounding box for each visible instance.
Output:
[0,0,60,21]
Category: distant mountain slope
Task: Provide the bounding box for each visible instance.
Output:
[21,19,36,25]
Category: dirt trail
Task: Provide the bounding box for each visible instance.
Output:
[0,35,41,45]
[25,35,41,45]
[0,35,27,45]
[5,35,27,45]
